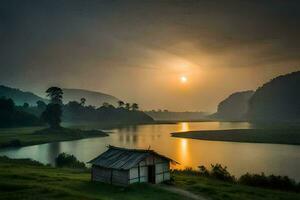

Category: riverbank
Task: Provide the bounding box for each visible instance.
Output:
[1,156,299,200]
[171,128,300,145]
[0,120,177,149]
[62,120,177,129]
[0,127,108,148]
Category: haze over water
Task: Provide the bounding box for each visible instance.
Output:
[1,122,300,181]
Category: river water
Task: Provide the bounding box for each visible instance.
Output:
[1,122,300,180]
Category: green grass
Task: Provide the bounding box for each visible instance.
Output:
[172,171,300,200]
[0,127,108,148]
[172,128,300,145]
[1,157,300,200]
[0,156,190,200]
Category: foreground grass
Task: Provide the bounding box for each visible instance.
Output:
[172,128,300,145]
[1,156,300,200]
[173,171,300,200]
[0,156,189,200]
[0,127,108,148]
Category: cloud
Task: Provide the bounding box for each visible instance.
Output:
[0,0,300,111]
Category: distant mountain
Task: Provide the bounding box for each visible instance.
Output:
[248,71,300,121]
[211,90,254,120]
[0,85,46,106]
[62,88,120,107]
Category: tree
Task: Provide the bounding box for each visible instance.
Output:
[36,100,47,111]
[41,103,62,129]
[42,87,63,129]
[80,98,86,106]
[46,87,63,104]
[125,103,131,110]
[131,103,139,111]
[0,98,15,127]
[22,102,29,109]
[117,100,125,108]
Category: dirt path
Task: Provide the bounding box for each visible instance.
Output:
[159,185,208,200]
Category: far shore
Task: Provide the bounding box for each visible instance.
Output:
[171,128,300,145]
[0,127,108,149]
[0,121,177,149]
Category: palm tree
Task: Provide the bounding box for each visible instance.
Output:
[125,103,131,110]
[131,103,139,111]
[117,100,125,108]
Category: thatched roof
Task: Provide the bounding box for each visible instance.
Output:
[88,145,178,170]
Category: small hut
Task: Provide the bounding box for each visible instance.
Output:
[88,145,178,185]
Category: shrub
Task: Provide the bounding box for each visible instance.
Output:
[55,153,86,169]
[198,165,209,176]
[210,164,236,182]
[239,172,298,192]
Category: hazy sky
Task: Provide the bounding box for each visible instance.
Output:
[1,0,300,112]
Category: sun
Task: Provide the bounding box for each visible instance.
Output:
[180,76,187,83]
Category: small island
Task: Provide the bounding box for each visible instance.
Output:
[171,128,300,145]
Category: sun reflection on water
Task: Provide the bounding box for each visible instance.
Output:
[179,122,190,132]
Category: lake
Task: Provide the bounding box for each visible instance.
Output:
[1,122,300,180]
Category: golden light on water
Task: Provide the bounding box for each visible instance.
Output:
[172,122,191,169]
[176,138,189,169]
[180,122,190,132]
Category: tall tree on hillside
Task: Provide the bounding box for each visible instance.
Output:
[41,87,63,129]
[46,87,63,104]
[131,103,139,111]
[118,100,125,108]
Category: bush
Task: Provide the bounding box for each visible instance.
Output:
[174,163,300,192]
[210,164,236,182]
[198,165,209,176]
[239,172,299,192]
[55,153,86,169]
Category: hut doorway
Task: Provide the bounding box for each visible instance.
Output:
[148,165,155,183]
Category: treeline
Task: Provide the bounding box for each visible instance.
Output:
[174,164,300,192]
[0,87,153,128]
[63,100,153,123]
[0,97,42,128]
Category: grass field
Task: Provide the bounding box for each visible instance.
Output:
[0,127,108,148]
[172,128,300,145]
[1,156,300,200]
[172,171,300,200]
[0,156,190,200]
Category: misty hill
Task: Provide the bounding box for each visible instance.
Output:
[146,111,208,121]
[211,90,254,120]
[63,88,120,107]
[248,71,300,121]
[0,85,46,106]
